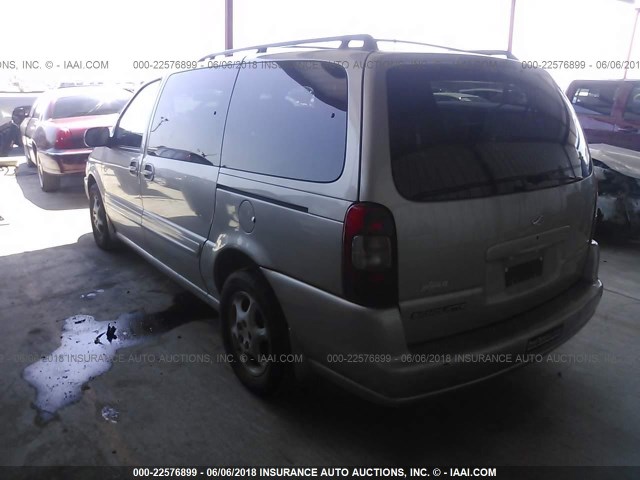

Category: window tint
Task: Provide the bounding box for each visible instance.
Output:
[114,81,161,149]
[623,85,640,121]
[50,91,130,119]
[147,67,236,165]
[570,84,617,116]
[222,61,347,182]
[387,64,591,202]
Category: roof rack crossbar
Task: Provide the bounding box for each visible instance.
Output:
[467,49,519,60]
[375,38,471,54]
[198,34,377,61]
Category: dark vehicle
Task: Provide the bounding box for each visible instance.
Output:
[0,117,18,157]
[566,80,640,232]
[21,87,131,191]
[0,92,39,156]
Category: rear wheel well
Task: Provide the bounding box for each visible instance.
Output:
[87,174,97,190]
[214,249,260,294]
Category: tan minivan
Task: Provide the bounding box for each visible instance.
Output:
[85,35,603,403]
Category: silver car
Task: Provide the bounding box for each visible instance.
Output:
[84,35,603,404]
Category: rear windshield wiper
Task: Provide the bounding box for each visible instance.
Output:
[408,172,580,201]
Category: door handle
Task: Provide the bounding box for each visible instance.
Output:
[142,163,155,180]
[617,125,638,133]
[129,161,138,174]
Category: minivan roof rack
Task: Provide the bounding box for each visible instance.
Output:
[199,34,378,61]
[375,39,518,60]
[198,34,518,61]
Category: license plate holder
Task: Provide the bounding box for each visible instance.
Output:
[505,257,543,287]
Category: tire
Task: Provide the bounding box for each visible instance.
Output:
[36,151,60,192]
[24,145,35,168]
[89,183,119,250]
[220,270,291,396]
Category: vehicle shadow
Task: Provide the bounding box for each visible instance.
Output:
[262,354,632,466]
[595,228,640,249]
[14,162,87,211]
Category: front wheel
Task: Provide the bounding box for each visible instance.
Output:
[220,270,291,396]
[89,183,118,250]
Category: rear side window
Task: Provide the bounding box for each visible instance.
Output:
[222,60,347,182]
[570,84,617,116]
[147,67,237,165]
[387,63,591,202]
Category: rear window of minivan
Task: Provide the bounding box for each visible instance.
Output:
[387,63,591,202]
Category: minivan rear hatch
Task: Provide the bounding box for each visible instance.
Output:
[366,54,596,344]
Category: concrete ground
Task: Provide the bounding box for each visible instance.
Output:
[0,151,639,467]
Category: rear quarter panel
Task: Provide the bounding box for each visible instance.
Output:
[200,173,351,298]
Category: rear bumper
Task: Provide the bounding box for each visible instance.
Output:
[263,242,603,405]
[39,148,91,175]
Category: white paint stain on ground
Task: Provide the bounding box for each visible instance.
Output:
[23,312,143,422]
[22,292,213,423]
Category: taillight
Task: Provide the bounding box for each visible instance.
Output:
[343,203,398,308]
[55,128,73,149]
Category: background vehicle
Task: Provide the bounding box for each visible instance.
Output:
[85,35,602,403]
[0,117,19,157]
[590,143,640,233]
[433,92,488,102]
[567,80,640,233]
[566,80,640,150]
[0,91,39,156]
[21,86,130,191]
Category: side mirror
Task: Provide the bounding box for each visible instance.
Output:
[84,126,111,147]
[11,105,30,125]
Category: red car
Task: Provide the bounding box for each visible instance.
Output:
[21,86,131,191]
[566,80,640,150]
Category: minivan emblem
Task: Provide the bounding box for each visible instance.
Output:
[531,215,545,226]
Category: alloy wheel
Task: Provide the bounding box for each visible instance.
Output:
[228,291,271,376]
[91,193,106,235]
